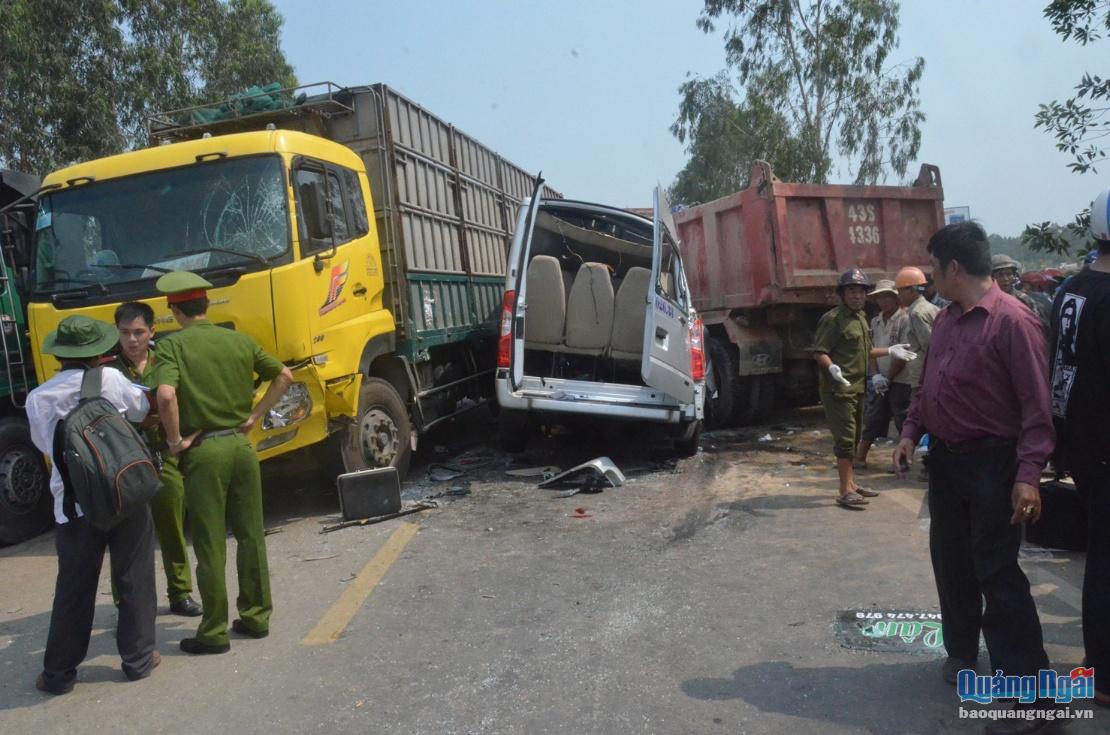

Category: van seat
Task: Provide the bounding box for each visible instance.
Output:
[563,262,614,355]
[609,267,651,361]
[524,255,567,350]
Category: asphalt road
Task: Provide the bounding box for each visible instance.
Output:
[0,407,1102,734]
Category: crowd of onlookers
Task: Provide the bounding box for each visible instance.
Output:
[813,208,1110,733]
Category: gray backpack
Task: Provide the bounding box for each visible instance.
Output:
[58,368,160,530]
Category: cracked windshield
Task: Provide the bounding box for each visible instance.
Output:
[33,155,288,291]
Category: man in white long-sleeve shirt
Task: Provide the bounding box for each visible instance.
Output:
[26,316,159,695]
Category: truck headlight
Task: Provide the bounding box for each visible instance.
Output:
[264,383,312,430]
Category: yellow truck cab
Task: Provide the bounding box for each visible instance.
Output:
[27,83,552,477]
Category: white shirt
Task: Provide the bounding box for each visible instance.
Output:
[26,368,149,524]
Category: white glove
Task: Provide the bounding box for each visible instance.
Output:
[827,364,851,387]
[888,343,917,362]
[870,374,890,395]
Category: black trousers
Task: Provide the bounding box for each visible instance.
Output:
[41,508,157,687]
[927,442,1048,676]
[1072,459,1110,693]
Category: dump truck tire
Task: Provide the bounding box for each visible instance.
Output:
[336,378,412,480]
[705,337,738,430]
[733,375,777,426]
[0,417,51,546]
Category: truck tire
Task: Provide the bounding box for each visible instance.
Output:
[336,378,412,480]
[499,411,532,453]
[671,420,702,458]
[0,417,51,545]
[705,337,739,430]
[733,375,777,426]
[778,361,818,407]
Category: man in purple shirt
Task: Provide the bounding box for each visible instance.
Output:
[893,222,1053,733]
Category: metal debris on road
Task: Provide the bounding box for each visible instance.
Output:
[505,466,561,479]
[320,500,438,534]
[427,463,465,482]
[424,486,471,500]
[264,527,283,536]
[301,553,340,562]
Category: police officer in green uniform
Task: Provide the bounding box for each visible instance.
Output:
[151,272,293,654]
[108,302,201,617]
[811,269,917,510]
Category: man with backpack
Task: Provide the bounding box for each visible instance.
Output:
[26,315,159,694]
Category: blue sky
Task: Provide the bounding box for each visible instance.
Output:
[272,0,1106,237]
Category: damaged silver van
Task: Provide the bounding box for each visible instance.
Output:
[494,184,705,455]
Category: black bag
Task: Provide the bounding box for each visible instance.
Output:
[58,368,160,530]
[1025,480,1087,552]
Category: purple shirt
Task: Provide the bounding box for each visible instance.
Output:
[902,283,1054,486]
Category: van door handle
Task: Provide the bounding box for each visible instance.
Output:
[352,284,368,297]
[655,326,667,339]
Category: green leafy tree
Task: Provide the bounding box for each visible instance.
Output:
[670,72,814,204]
[1025,0,1110,256]
[0,0,296,174]
[674,0,925,194]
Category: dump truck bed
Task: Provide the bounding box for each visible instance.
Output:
[674,162,944,319]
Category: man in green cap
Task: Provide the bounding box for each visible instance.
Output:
[107,301,201,618]
[151,271,293,654]
[26,316,158,693]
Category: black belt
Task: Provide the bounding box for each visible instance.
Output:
[934,436,1016,454]
[187,428,241,449]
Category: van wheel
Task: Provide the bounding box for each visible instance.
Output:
[499,411,531,453]
[336,378,412,480]
[705,337,738,430]
[672,421,702,458]
[0,418,51,545]
[733,375,777,426]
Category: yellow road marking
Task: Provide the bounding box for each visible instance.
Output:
[302,522,419,645]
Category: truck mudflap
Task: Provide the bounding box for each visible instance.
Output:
[721,322,783,377]
[251,363,330,460]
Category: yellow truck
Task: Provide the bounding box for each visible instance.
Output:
[26,83,558,477]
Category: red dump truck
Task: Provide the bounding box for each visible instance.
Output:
[673,161,945,427]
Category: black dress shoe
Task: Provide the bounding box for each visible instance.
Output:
[179,637,230,655]
[35,673,75,695]
[231,619,269,639]
[942,656,977,685]
[169,597,202,617]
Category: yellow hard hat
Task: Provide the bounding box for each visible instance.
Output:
[895,266,927,288]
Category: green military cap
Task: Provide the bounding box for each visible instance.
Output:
[156,271,214,304]
[43,315,119,358]
[990,254,1021,273]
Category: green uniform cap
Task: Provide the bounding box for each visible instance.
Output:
[156,271,214,296]
[42,315,119,358]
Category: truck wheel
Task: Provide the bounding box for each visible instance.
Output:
[337,378,412,480]
[672,420,702,458]
[705,337,738,429]
[733,375,777,426]
[498,411,531,453]
[0,418,51,545]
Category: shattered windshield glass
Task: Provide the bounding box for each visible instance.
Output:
[32,155,290,293]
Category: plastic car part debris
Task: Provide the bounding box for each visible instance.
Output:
[538,457,625,493]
